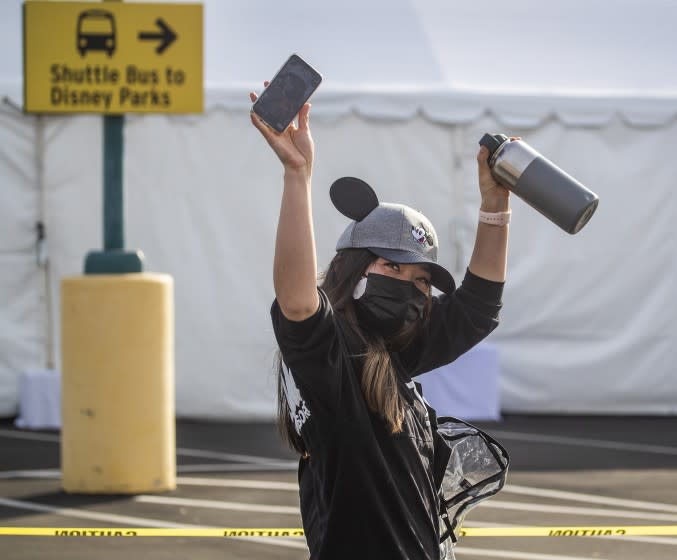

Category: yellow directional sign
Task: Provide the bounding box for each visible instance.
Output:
[23,1,203,114]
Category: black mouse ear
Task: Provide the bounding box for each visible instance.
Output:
[330,177,379,221]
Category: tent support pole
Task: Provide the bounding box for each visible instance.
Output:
[35,114,54,370]
[451,124,467,278]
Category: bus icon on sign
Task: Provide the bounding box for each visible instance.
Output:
[77,10,116,57]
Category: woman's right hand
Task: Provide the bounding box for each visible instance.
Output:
[249,83,314,175]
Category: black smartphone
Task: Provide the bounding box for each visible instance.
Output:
[251,54,322,133]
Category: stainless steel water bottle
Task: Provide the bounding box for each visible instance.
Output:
[479,133,599,234]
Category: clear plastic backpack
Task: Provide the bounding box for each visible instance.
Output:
[435,416,510,560]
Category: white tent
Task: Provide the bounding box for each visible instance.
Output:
[2,0,677,419]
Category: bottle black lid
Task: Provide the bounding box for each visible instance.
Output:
[479,133,509,159]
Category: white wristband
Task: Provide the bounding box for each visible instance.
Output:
[479,209,511,227]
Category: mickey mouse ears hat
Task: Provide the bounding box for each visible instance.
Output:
[331,177,455,294]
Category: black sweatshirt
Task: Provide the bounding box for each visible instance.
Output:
[271,269,503,559]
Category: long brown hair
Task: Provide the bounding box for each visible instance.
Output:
[277,249,432,453]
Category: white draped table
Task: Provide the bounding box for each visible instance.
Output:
[15,369,61,430]
[418,341,500,421]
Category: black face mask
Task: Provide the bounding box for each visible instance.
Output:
[353,273,427,339]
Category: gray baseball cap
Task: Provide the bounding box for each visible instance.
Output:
[330,177,455,294]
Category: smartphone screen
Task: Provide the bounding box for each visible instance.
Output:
[252,54,322,133]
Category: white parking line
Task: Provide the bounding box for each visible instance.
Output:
[0,497,193,528]
[0,469,61,479]
[491,430,677,456]
[503,484,677,514]
[0,469,299,493]
[480,499,677,522]
[177,463,296,473]
[177,476,298,491]
[0,429,59,443]
[453,546,607,560]
[0,429,296,472]
[176,447,296,467]
[0,431,294,464]
[135,495,300,515]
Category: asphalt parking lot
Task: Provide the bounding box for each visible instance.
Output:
[2,415,677,559]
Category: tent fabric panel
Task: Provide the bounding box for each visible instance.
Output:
[0,105,37,253]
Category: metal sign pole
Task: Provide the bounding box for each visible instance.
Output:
[84,113,144,274]
[103,114,124,251]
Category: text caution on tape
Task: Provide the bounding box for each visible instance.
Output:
[3,526,677,538]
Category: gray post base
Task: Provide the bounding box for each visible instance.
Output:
[84,250,145,274]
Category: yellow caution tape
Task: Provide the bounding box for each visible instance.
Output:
[2,526,677,538]
[459,525,677,537]
[0,528,304,538]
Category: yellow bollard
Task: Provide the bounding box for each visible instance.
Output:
[60,274,175,494]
